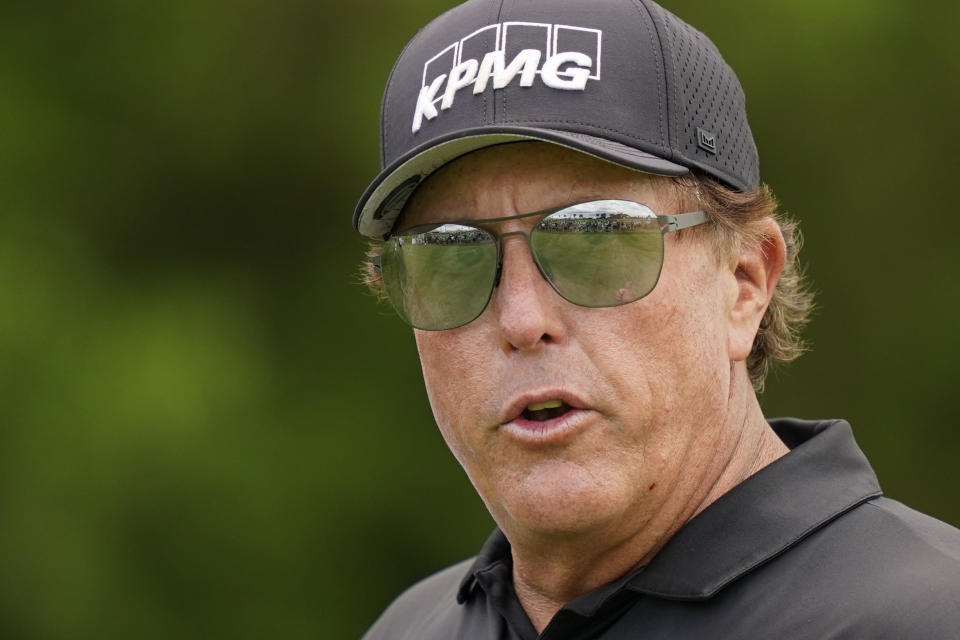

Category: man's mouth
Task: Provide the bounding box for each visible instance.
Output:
[522,399,573,422]
[500,392,591,443]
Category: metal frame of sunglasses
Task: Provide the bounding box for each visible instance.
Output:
[374,200,710,330]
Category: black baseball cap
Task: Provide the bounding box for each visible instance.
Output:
[353,0,759,238]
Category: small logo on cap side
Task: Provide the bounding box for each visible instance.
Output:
[697,128,718,154]
[413,22,603,133]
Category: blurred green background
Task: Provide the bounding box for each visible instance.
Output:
[2,0,958,637]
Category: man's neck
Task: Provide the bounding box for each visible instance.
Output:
[509,389,789,633]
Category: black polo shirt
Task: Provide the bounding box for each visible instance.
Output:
[362,419,960,639]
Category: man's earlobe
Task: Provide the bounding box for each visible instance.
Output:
[728,219,786,362]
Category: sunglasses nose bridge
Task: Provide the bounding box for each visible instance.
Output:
[493,229,554,295]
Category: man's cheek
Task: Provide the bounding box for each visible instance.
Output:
[421,345,492,398]
[418,339,493,424]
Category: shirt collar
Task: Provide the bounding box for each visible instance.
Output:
[457,527,509,603]
[458,418,882,604]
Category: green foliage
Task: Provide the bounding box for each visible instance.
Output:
[1,0,957,636]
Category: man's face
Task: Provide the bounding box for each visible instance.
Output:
[404,142,746,547]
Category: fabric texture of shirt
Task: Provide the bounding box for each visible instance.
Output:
[361,419,960,639]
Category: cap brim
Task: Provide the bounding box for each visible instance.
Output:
[353,126,689,238]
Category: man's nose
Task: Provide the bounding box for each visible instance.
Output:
[489,236,568,352]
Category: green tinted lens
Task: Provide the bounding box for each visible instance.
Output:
[381,224,498,330]
[531,201,664,307]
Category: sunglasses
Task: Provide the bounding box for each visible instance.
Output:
[374,200,709,331]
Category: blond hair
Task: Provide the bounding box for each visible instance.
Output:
[669,174,814,391]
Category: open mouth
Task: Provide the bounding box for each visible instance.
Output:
[521,399,573,422]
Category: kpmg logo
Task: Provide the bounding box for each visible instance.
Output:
[413,22,603,133]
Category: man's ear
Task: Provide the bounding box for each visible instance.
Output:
[727,218,786,362]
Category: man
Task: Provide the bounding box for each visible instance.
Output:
[352,1,960,638]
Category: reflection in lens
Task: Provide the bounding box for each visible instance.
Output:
[382,224,498,330]
[532,202,664,307]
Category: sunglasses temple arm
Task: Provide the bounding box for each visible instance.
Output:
[659,211,710,233]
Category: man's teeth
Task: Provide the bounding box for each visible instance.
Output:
[527,399,563,411]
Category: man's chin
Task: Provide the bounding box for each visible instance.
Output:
[492,464,641,541]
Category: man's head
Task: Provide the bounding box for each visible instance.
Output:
[354,0,813,387]
[396,140,794,545]
[354,0,813,550]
